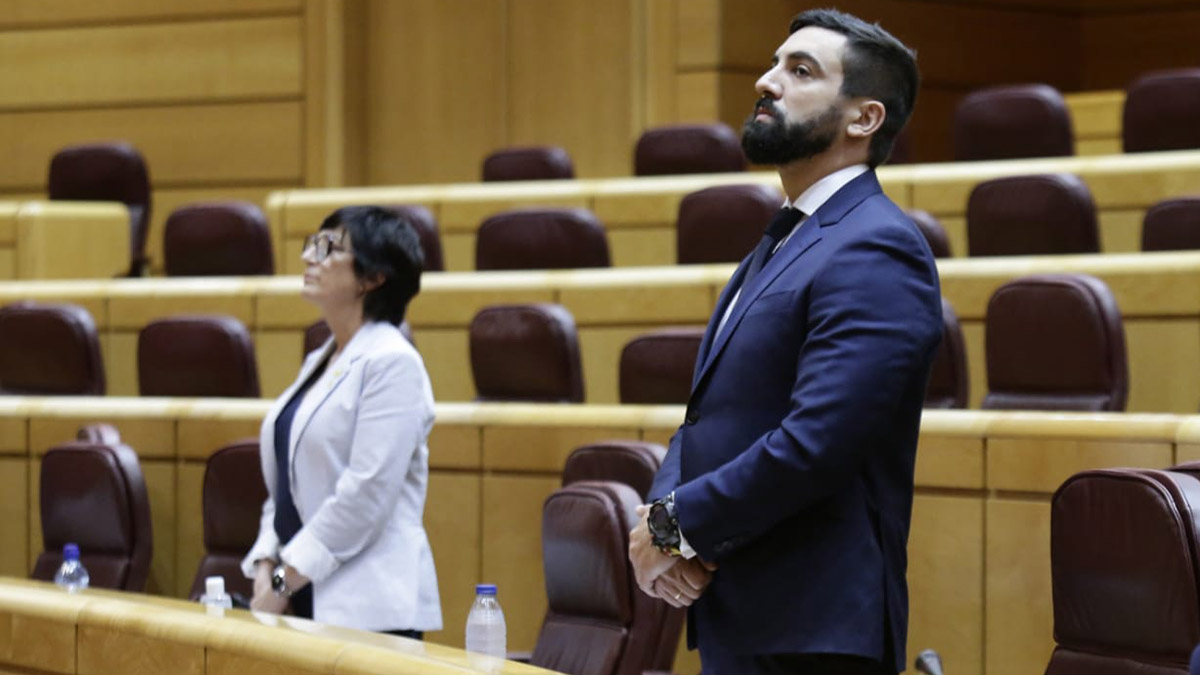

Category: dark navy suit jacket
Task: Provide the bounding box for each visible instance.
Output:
[648,170,942,672]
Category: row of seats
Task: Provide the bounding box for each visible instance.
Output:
[0,268,1132,412]
[33,423,684,675]
[956,69,1200,161]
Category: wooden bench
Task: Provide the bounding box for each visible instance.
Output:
[0,201,128,280]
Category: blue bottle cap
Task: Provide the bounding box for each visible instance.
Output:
[63,543,80,560]
[475,583,497,595]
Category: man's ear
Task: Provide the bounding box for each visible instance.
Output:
[846,99,886,139]
[358,273,385,296]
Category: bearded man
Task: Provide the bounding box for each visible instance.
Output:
[628,9,943,675]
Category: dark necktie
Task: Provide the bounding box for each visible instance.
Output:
[741,207,804,289]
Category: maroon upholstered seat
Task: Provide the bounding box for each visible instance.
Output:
[476,208,610,271]
[1123,68,1200,153]
[386,205,444,272]
[982,274,1127,411]
[189,439,266,600]
[163,202,273,276]
[302,319,414,360]
[1142,197,1200,251]
[534,481,678,675]
[906,209,952,258]
[676,184,783,264]
[48,142,151,276]
[482,146,575,182]
[954,84,1073,161]
[619,328,704,405]
[967,173,1099,256]
[138,315,260,397]
[925,298,968,409]
[32,439,153,591]
[0,301,105,395]
[634,124,745,176]
[470,304,584,402]
[1046,468,1200,674]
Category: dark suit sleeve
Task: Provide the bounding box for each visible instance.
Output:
[648,428,683,502]
[673,225,941,561]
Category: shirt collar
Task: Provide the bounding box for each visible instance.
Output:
[783,163,870,216]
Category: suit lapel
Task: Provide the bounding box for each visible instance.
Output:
[693,257,753,386]
[286,323,378,466]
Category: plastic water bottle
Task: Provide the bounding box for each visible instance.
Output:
[465,583,507,662]
[199,576,233,615]
[53,543,89,593]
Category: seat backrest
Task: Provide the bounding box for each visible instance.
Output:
[562,441,666,501]
[469,304,584,402]
[1142,197,1200,252]
[906,209,953,258]
[618,328,705,404]
[534,481,675,675]
[925,297,968,409]
[47,142,152,275]
[163,201,274,276]
[387,204,444,272]
[0,301,105,395]
[676,184,783,264]
[76,423,121,445]
[303,319,414,360]
[138,315,260,397]
[189,439,265,600]
[982,274,1128,411]
[954,84,1073,161]
[476,208,610,271]
[967,173,1099,256]
[482,146,575,182]
[1046,468,1200,674]
[33,440,153,591]
[634,124,745,176]
[1123,68,1200,153]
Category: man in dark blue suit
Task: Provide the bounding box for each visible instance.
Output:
[628,9,942,675]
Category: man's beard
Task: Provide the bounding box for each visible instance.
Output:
[741,98,841,165]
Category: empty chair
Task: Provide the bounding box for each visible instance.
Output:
[619,328,705,404]
[925,298,968,409]
[0,301,105,395]
[906,209,952,258]
[482,146,575,182]
[967,173,1099,256]
[954,84,1073,161]
[48,142,152,276]
[189,439,266,600]
[163,202,274,276]
[1123,68,1200,153]
[533,480,677,675]
[386,204,444,272]
[634,124,745,176]
[1046,468,1200,674]
[33,438,152,591]
[303,318,414,359]
[476,208,610,271]
[562,441,666,500]
[469,304,583,402]
[1142,197,1200,251]
[676,184,783,264]
[138,315,260,397]
[982,274,1127,411]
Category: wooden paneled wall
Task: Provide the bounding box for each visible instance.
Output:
[0,0,360,275]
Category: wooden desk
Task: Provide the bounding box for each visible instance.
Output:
[2,250,1198,412]
[0,201,128,280]
[0,399,1197,675]
[267,148,1200,271]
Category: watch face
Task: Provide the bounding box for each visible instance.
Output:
[648,502,671,536]
[272,569,286,593]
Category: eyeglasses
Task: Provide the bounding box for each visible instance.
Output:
[303,231,347,263]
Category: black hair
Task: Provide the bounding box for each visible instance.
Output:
[319,205,424,326]
[789,9,919,167]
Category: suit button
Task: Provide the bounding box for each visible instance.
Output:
[684,408,698,425]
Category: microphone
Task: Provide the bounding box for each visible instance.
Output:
[1189,643,1200,675]
[915,648,944,675]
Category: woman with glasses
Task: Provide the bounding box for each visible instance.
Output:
[241,205,441,639]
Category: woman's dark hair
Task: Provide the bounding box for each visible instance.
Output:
[789,9,919,167]
[320,205,424,326]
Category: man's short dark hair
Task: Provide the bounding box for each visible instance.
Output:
[790,9,918,167]
[320,205,424,326]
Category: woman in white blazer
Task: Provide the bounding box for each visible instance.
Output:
[242,206,441,636]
